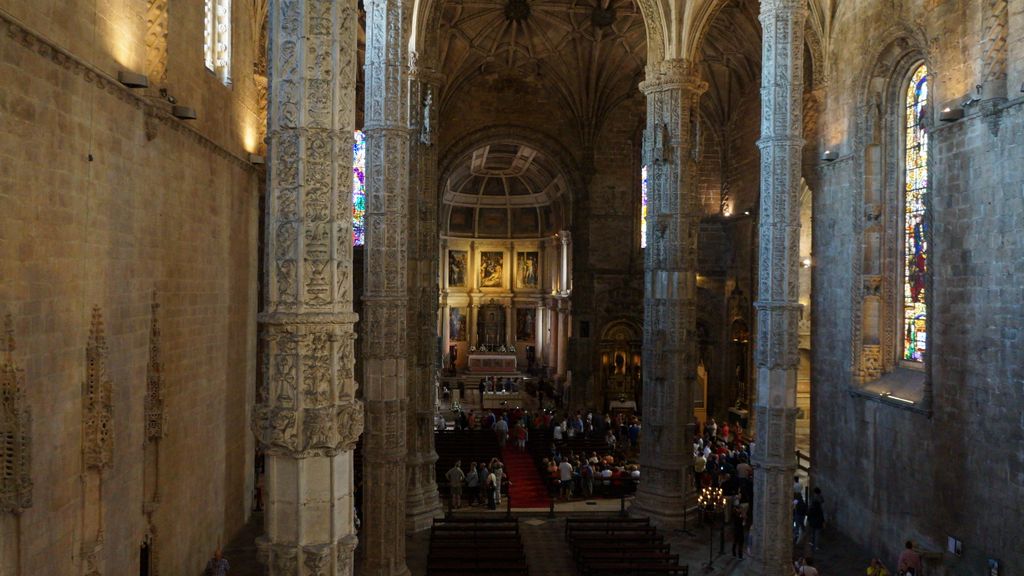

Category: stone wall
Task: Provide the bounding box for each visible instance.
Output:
[813,0,1024,571]
[0,1,259,573]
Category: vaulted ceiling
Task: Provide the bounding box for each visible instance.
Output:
[436,0,647,140]
[697,0,762,128]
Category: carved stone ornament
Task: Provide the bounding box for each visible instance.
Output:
[335,400,364,452]
[652,123,670,164]
[83,306,114,471]
[144,294,165,442]
[420,89,433,146]
[1,313,33,513]
[303,544,331,576]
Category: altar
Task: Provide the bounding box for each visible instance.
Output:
[467,352,518,373]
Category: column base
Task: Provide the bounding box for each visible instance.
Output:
[630,489,690,530]
[405,485,443,533]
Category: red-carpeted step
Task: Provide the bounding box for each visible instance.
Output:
[501,446,551,508]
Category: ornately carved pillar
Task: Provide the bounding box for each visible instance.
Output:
[632,59,706,527]
[746,1,807,574]
[1,314,32,576]
[361,0,412,571]
[556,303,569,378]
[254,0,363,574]
[404,55,445,532]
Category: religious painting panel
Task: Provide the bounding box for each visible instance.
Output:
[448,250,467,288]
[449,308,466,341]
[517,251,539,289]
[516,307,535,341]
[479,251,503,288]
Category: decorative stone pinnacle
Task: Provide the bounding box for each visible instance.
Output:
[2,313,13,360]
[89,305,105,346]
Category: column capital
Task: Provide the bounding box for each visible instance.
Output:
[640,59,708,96]
[759,0,809,16]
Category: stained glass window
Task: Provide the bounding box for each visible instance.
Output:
[902,64,928,362]
[352,130,367,246]
[640,165,648,249]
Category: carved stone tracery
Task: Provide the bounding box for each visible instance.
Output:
[0,314,32,514]
[145,295,165,443]
[83,307,113,471]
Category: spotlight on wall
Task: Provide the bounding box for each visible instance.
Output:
[743,210,750,216]
[171,105,197,120]
[801,258,812,269]
[821,150,837,162]
[940,107,964,122]
[117,70,149,89]
[248,154,265,165]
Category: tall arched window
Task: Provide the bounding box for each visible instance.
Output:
[640,165,648,248]
[204,0,232,85]
[902,64,928,362]
[352,130,367,246]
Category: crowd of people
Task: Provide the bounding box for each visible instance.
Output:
[692,417,755,560]
[444,458,509,510]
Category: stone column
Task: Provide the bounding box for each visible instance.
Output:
[545,302,557,373]
[404,57,445,533]
[535,302,545,366]
[361,0,412,570]
[254,0,363,574]
[556,304,569,378]
[746,1,807,574]
[632,59,706,527]
[558,231,571,294]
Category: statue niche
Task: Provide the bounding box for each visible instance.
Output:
[476,302,507,348]
[596,320,641,413]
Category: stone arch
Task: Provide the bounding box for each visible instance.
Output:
[850,31,931,386]
[438,124,586,225]
[685,0,826,87]
[410,0,669,72]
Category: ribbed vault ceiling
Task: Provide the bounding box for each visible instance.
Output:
[437,0,647,138]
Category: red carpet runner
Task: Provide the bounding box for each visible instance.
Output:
[501,446,550,508]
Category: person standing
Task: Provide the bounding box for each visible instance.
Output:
[478,378,486,406]
[867,558,892,576]
[477,462,489,505]
[897,541,922,575]
[446,460,466,509]
[465,461,479,506]
[693,451,707,490]
[204,549,230,576]
[558,457,574,500]
[486,466,498,510]
[807,487,825,551]
[494,415,509,447]
[793,493,808,544]
[731,502,747,558]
